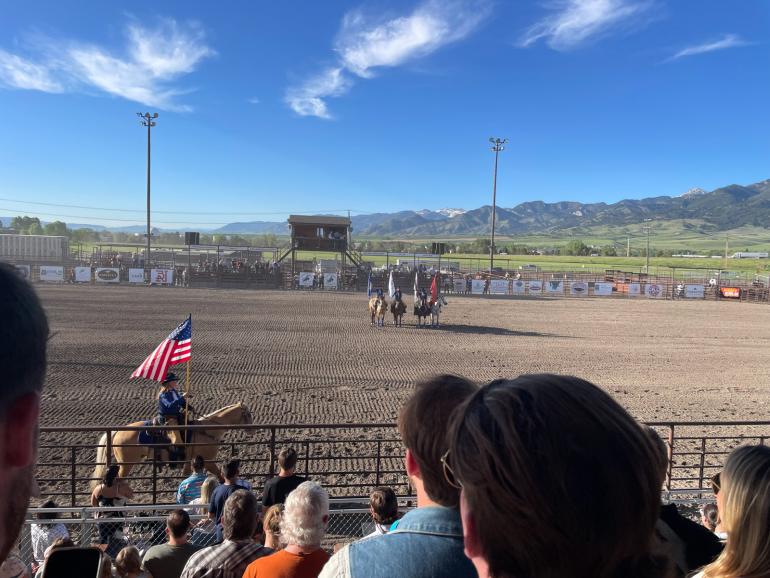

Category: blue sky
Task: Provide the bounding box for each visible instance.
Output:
[0,0,768,228]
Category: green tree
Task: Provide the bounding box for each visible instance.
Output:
[602,245,618,257]
[564,239,590,256]
[44,221,68,236]
[11,216,42,234]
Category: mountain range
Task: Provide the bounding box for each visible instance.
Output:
[3,178,769,237]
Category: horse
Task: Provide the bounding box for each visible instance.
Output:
[368,296,388,326]
[430,296,447,327]
[390,298,407,326]
[414,296,431,327]
[91,402,253,486]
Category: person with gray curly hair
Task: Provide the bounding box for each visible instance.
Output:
[242,481,330,578]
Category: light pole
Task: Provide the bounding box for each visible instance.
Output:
[643,218,652,273]
[489,137,507,272]
[138,112,158,270]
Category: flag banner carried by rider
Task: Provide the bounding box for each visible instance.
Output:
[388,270,396,298]
[430,273,439,304]
[131,315,192,382]
[367,272,372,298]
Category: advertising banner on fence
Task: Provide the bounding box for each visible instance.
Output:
[14,264,30,279]
[685,284,705,299]
[323,273,338,289]
[545,280,564,294]
[489,279,508,294]
[299,272,314,288]
[151,269,173,285]
[74,267,91,283]
[527,280,543,294]
[128,268,145,283]
[95,268,120,283]
[645,283,665,299]
[471,279,486,294]
[570,281,588,296]
[39,266,64,282]
[720,286,741,299]
[453,279,465,293]
[593,282,613,296]
[628,283,641,296]
[511,280,526,294]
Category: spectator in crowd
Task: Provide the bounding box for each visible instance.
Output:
[365,487,400,537]
[181,490,270,578]
[0,544,30,578]
[261,505,282,551]
[91,464,134,557]
[192,476,219,508]
[262,448,306,510]
[177,456,208,504]
[693,445,770,578]
[115,546,152,578]
[142,509,199,578]
[644,426,722,576]
[0,263,49,565]
[710,473,727,539]
[30,500,69,571]
[33,537,75,578]
[243,481,329,578]
[231,459,253,491]
[446,374,671,578]
[100,554,114,578]
[190,477,220,547]
[320,375,478,578]
[701,504,719,533]
[207,460,248,542]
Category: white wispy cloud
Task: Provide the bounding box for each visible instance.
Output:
[286,0,489,119]
[669,34,747,61]
[519,0,653,51]
[247,97,260,104]
[0,19,213,111]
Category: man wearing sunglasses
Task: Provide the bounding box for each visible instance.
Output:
[320,374,477,578]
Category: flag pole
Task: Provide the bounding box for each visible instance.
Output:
[184,314,191,446]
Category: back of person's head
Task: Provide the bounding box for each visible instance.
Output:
[103,464,119,487]
[643,426,669,487]
[100,554,113,578]
[222,489,258,541]
[114,545,141,577]
[711,472,721,495]
[278,447,298,472]
[223,459,239,481]
[398,374,477,508]
[38,500,59,520]
[702,445,770,578]
[192,455,205,473]
[369,487,399,526]
[167,509,191,539]
[448,374,667,578]
[263,504,282,538]
[280,481,329,548]
[701,503,719,532]
[200,475,219,503]
[0,264,49,563]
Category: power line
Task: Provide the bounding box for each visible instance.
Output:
[0,208,256,227]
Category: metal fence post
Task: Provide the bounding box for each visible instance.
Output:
[152,450,158,505]
[666,425,675,491]
[269,427,276,475]
[375,441,382,487]
[71,447,77,507]
[105,429,112,468]
[698,437,706,489]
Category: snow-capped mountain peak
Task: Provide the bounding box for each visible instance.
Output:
[680,187,707,198]
[436,208,466,218]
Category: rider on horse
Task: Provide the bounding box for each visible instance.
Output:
[158,372,189,461]
[394,286,402,302]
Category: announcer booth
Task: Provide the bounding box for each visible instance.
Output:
[278,214,361,275]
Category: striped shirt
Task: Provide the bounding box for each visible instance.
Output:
[180,540,271,578]
[177,472,207,504]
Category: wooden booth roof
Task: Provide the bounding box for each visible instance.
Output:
[287,215,351,227]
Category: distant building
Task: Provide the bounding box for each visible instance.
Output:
[731,252,769,259]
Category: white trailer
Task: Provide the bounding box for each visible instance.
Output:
[0,234,69,261]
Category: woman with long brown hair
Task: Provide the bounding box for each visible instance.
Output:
[693,444,770,578]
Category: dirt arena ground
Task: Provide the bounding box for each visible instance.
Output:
[38,284,770,427]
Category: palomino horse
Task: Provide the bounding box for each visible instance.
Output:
[390,299,407,326]
[91,402,253,486]
[368,296,388,326]
[430,296,448,327]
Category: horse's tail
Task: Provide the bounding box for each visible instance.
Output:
[91,432,109,490]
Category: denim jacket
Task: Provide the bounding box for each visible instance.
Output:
[319,506,477,578]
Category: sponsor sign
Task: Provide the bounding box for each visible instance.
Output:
[299,272,314,288]
[719,286,741,299]
[570,281,588,296]
[489,279,509,295]
[323,273,338,290]
[39,266,64,282]
[593,282,613,296]
[645,283,665,299]
[685,284,705,299]
[511,280,526,294]
[96,268,120,283]
[453,279,465,293]
[129,268,145,283]
[628,283,641,296]
[151,269,174,285]
[545,280,564,294]
[471,279,486,294]
[527,280,543,293]
[14,264,30,279]
[74,267,92,283]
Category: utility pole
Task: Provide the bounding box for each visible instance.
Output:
[137,112,158,271]
[627,237,630,258]
[489,137,508,272]
[643,219,652,273]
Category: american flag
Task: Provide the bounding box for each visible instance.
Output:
[130,316,192,382]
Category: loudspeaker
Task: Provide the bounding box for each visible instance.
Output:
[185,232,200,245]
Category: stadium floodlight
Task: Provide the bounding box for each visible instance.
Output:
[488,137,508,273]
[136,112,159,276]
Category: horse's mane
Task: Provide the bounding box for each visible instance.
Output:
[201,402,242,420]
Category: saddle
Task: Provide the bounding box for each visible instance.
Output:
[138,420,172,446]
